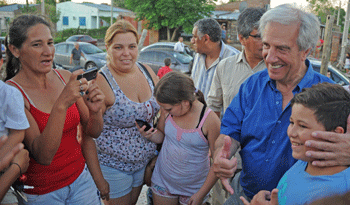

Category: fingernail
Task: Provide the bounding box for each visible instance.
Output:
[305,141,311,146]
[306,151,311,157]
[311,132,317,137]
[86,90,89,94]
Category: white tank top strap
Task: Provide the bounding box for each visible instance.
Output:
[52,69,66,85]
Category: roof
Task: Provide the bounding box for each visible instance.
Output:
[81,3,132,13]
[0,4,37,12]
[211,10,240,20]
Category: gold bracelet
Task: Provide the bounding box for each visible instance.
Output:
[11,162,22,175]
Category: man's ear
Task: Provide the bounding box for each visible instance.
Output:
[238,34,246,46]
[203,34,210,43]
[301,47,312,61]
[334,126,345,134]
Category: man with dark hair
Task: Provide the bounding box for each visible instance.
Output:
[190,18,239,100]
[174,37,185,53]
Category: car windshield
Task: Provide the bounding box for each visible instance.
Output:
[67,36,79,41]
[80,44,104,54]
[172,52,192,64]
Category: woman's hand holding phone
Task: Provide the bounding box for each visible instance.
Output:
[135,119,157,141]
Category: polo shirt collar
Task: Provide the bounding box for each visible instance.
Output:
[236,49,246,64]
[219,41,228,59]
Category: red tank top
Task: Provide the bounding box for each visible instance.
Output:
[7,70,85,195]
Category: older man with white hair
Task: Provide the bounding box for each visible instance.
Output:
[213,4,350,205]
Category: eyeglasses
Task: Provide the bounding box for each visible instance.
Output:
[248,34,261,39]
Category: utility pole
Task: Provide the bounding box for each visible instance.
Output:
[337,1,341,25]
[338,0,350,69]
[41,0,45,15]
[110,0,113,25]
[321,15,334,76]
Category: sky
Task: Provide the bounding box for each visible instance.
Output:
[6,0,309,8]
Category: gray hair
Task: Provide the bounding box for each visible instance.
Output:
[259,4,320,52]
[194,18,221,42]
[237,7,266,38]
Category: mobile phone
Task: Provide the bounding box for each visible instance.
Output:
[136,119,152,131]
[77,67,98,81]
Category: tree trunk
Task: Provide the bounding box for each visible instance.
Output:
[171,26,180,42]
[167,27,171,41]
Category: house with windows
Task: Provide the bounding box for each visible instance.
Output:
[56,2,159,47]
[56,2,132,31]
[0,4,38,33]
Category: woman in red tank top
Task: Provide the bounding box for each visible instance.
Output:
[5,15,105,204]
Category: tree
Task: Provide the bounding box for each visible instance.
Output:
[307,0,346,30]
[125,0,216,41]
[0,0,7,6]
[113,0,127,9]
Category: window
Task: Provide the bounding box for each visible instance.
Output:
[79,17,86,26]
[55,45,66,54]
[63,16,68,25]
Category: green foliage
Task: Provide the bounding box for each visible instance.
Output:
[125,0,216,39]
[20,5,37,14]
[113,0,127,8]
[307,0,345,30]
[0,0,7,6]
[35,0,56,5]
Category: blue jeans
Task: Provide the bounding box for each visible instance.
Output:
[18,165,101,205]
[100,164,146,199]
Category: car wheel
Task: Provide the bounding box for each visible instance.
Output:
[85,62,97,70]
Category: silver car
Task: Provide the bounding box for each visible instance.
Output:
[54,42,106,70]
[138,48,193,74]
[309,58,349,85]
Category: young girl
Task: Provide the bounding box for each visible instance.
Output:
[137,72,221,205]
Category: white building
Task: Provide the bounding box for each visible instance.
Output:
[56,2,133,31]
[0,4,38,33]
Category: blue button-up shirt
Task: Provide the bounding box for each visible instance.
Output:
[191,42,239,100]
[221,59,334,198]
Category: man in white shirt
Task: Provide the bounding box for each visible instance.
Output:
[190,18,239,100]
[174,37,185,53]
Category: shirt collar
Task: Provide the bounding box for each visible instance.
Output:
[268,59,314,92]
[219,41,228,59]
[236,49,246,64]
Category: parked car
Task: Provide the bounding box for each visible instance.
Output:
[0,36,6,61]
[54,42,106,70]
[138,49,193,74]
[309,58,349,85]
[140,42,195,57]
[66,35,98,46]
